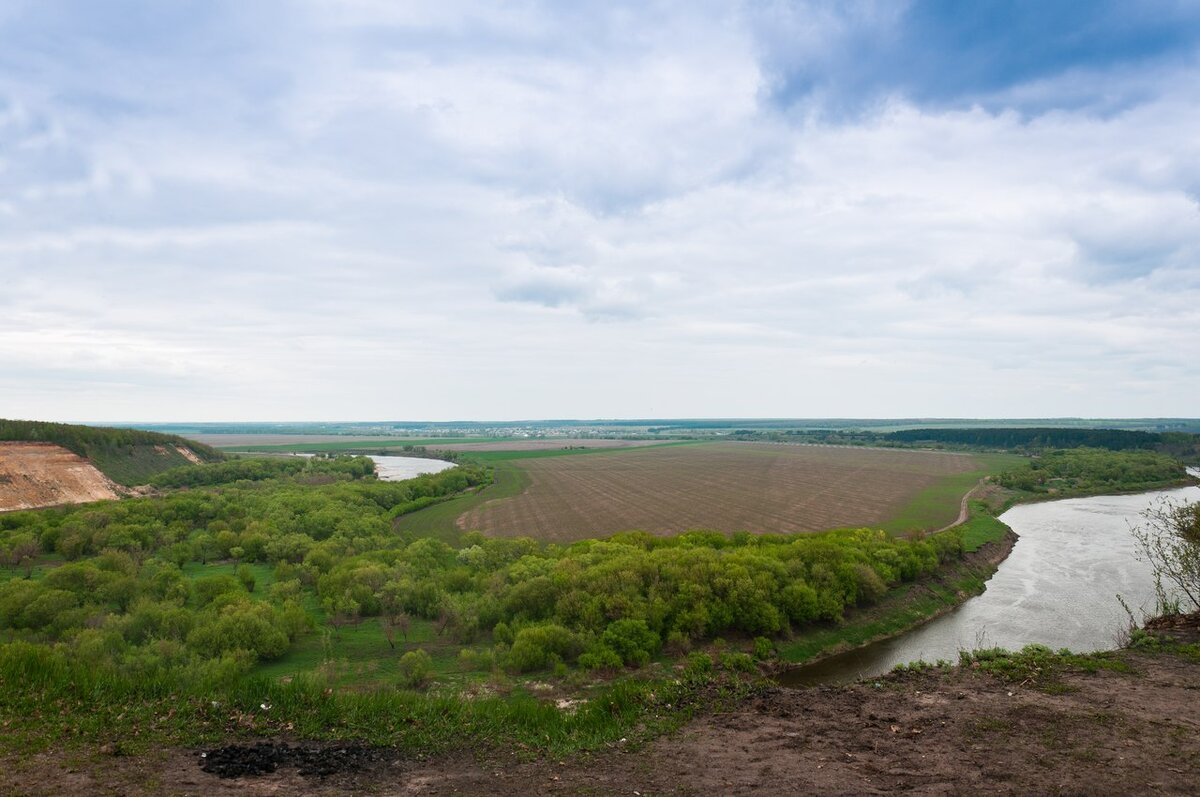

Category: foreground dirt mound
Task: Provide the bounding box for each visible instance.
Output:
[0,442,121,512]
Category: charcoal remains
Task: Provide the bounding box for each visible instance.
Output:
[198,742,389,779]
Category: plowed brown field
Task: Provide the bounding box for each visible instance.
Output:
[0,442,120,512]
[435,439,666,452]
[458,442,980,541]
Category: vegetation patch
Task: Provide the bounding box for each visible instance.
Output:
[957,645,1132,691]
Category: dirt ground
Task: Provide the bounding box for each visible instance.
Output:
[0,442,120,512]
[8,625,1198,797]
[460,442,980,541]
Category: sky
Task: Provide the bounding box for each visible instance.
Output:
[2,0,1199,422]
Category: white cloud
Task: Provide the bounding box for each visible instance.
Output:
[0,3,1197,420]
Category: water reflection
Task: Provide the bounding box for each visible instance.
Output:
[367,455,456,481]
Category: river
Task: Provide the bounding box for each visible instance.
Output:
[780,476,1200,686]
[366,455,456,481]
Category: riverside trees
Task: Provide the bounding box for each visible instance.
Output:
[1132,497,1200,612]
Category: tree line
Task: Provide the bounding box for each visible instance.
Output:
[995,448,1189,494]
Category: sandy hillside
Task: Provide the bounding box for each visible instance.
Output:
[0,442,121,512]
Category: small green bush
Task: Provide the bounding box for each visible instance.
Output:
[397,649,433,688]
[752,636,775,661]
[235,564,256,593]
[601,618,660,667]
[578,646,623,671]
[506,623,579,673]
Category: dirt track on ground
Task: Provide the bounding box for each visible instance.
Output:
[0,443,120,512]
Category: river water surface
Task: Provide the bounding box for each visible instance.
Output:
[780,478,1200,686]
[367,455,456,481]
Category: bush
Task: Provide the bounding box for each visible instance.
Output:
[719,651,756,672]
[397,649,433,688]
[506,624,579,673]
[191,575,243,607]
[601,618,660,667]
[682,651,713,682]
[492,621,514,646]
[186,602,289,661]
[577,646,624,671]
[235,565,256,593]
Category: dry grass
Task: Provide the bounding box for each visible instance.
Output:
[457,442,981,541]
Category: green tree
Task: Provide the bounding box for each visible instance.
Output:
[1132,498,1200,612]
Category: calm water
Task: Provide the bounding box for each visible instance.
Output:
[780,478,1200,686]
[367,455,456,481]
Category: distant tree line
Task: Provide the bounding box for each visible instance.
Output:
[730,426,1200,460]
[886,427,1164,451]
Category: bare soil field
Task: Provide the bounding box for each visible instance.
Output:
[8,628,1199,796]
[434,439,666,452]
[458,442,980,541]
[0,443,120,512]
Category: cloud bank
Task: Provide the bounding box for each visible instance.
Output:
[1,1,1198,420]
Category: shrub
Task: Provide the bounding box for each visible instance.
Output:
[491,621,514,647]
[190,575,243,607]
[752,636,775,661]
[719,651,756,672]
[601,618,660,667]
[397,649,434,688]
[235,565,256,593]
[577,646,624,671]
[186,602,289,661]
[682,651,713,681]
[506,623,579,673]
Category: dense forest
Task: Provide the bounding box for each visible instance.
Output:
[0,419,224,485]
[0,456,961,686]
[995,448,1191,494]
[887,427,1163,450]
